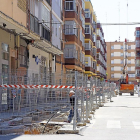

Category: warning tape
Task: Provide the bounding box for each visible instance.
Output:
[0,84,91,90]
[0,85,75,89]
[0,85,93,92]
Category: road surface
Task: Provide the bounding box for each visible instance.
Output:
[1,93,140,140]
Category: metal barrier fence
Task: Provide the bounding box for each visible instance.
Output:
[0,70,116,133]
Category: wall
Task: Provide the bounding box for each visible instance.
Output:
[0,28,15,73]
[28,45,49,76]
[0,0,27,26]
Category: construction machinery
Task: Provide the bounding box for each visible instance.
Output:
[118,39,134,96]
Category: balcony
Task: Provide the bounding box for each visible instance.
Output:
[85,67,95,73]
[85,18,92,24]
[85,34,93,42]
[65,34,78,44]
[85,43,91,50]
[135,64,140,70]
[65,11,78,19]
[65,58,83,71]
[136,74,140,79]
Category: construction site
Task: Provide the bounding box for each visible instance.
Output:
[0,70,116,135]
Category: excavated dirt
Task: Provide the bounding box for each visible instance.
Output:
[24,123,62,134]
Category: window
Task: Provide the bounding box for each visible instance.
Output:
[121,60,123,64]
[96,40,100,48]
[111,46,114,49]
[121,46,123,49]
[121,53,123,56]
[93,62,96,69]
[65,24,73,34]
[85,25,90,34]
[128,46,131,49]
[128,60,131,64]
[64,45,77,58]
[2,43,9,60]
[128,67,131,71]
[111,60,114,64]
[65,1,74,11]
[64,48,74,58]
[136,59,140,67]
[128,53,131,57]
[85,9,90,18]
[2,64,8,85]
[128,74,135,78]
[136,40,140,48]
[42,25,50,42]
[136,30,140,37]
[18,46,27,66]
[111,67,114,71]
[42,4,50,29]
[111,74,114,78]
[111,53,114,57]
[65,24,78,36]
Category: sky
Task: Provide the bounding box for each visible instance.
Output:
[91,0,140,42]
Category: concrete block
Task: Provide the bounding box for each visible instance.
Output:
[57,129,79,134]
[9,117,23,126]
[1,126,24,135]
[23,117,32,123]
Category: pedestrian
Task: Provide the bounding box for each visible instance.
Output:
[67,90,81,123]
[137,85,140,97]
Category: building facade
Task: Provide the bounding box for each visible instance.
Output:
[135,27,140,83]
[0,0,63,109]
[96,22,107,80]
[84,0,97,77]
[106,41,136,85]
[63,0,85,73]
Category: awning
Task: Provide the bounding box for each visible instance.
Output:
[35,39,63,55]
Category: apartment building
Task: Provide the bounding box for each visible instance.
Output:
[106,41,136,85]
[135,27,140,83]
[96,22,107,80]
[0,0,63,109]
[84,0,97,77]
[63,0,85,73]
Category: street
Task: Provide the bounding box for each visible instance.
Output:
[1,93,140,140]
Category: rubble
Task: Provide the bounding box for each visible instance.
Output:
[24,123,61,134]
